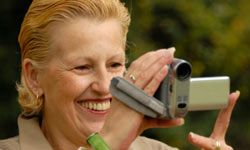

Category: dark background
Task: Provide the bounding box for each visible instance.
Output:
[1,0,250,149]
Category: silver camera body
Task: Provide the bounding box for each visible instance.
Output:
[110,59,230,119]
[154,59,230,119]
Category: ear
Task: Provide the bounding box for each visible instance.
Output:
[22,58,43,97]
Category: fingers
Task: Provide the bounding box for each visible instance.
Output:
[188,132,225,150]
[142,117,184,131]
[188,132,215,150]
[143,66,168,96]
[126,47,175,91]
[211,91,240,139]
[188,91,240,150]
[188,132,234,150]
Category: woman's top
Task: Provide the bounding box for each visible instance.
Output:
[0,116,178,150]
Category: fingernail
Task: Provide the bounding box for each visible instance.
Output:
[189,132,198,139]
[189,132,194,138]
[167,47,176,55]
[178,118,185,125]
[173,118,185,126]
[235,90,240,97]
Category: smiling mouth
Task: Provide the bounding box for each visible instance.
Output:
[78,101,111,111]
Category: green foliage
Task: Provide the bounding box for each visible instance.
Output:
[1,0,250,149]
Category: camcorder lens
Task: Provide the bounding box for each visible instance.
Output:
[176,63,191,80]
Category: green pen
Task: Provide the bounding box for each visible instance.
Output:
[87,133,110,150]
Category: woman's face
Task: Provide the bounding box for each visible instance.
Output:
[38,18,126,140]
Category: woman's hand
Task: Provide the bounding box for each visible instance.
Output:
[188,91,240,150]
[101,47,184,150]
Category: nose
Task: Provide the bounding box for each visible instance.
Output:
[91,69,111,95]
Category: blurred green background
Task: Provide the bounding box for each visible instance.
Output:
[0,0,249,149]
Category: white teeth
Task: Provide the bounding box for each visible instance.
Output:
[80,101,110,111]
[89,103,93,109]
[97,103,102,110]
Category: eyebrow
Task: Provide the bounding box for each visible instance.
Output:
[65,50,126,64]
[108,52,126,60]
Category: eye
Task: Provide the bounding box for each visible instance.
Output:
[73,65,91,74]
[75,65,89,70]
[108,62,125,72]
[111,62,123,68]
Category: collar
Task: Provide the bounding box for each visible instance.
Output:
[18,116,53,150]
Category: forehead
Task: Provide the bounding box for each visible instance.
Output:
[47,18,125,60]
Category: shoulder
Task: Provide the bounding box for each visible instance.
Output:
[129,136,179,150]
[0,136,20,150]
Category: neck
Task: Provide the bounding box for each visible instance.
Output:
[41,118,89,150]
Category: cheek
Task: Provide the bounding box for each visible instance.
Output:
[42,72,91,106]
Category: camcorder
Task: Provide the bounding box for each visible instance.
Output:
[110,58,230,119]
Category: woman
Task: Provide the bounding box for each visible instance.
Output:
[0,0,239,149]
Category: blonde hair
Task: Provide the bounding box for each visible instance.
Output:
[17,0,130,117]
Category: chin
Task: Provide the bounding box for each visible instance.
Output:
[85,121,106,134]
